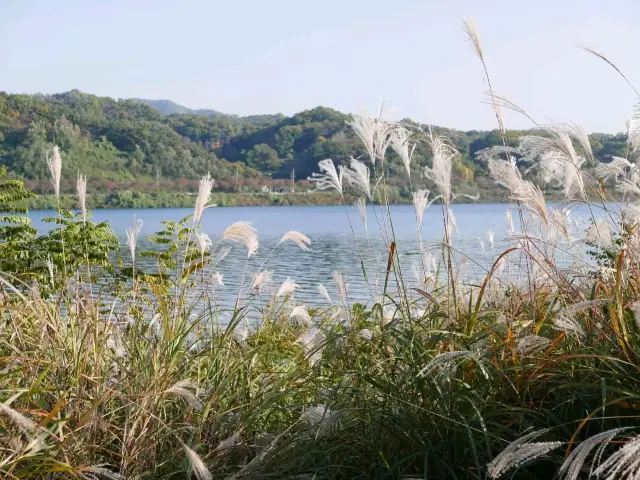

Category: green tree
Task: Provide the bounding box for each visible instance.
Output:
[246,143,282,172]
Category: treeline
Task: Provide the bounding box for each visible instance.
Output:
[0,89,630,201]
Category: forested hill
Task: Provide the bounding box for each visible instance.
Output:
[0,89,630,205]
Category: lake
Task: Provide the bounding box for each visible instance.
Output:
[28,203,604,308]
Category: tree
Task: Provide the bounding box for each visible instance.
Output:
[246,143,282,172]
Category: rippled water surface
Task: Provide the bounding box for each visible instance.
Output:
[29,203,606,307]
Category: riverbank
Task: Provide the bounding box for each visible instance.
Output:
[26,187,541,209]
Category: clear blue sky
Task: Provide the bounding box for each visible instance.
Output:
[1,0,638,132]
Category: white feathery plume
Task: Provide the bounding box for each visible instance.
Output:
[487,155,549,225]
[280,231,311,251]
[550,209,571,241]
[223,221,258,258]
[309,158,343,194]
[193,232,212,256]
[348,110,394,168]
[318,283,333,304]
[585,219,614,249]
[519,126,587,200]
[86,466,124,480]
[355,197,367,231]
[487,429,562,479]
[419,350,474,377]
[183,443,212,480]
[251,270,273,295]
[596,156,633,180]
[0,402,38,435]
[477,238,485,253]
[296,327,325,366]
[277,278,300,297]
[413,189,431,227]
[301,404,334,427]
[333,270,347,304]
[214,432,241,453]
[553,315,586,339]
[486,230,495,250]
[558,427,632,480]
[194,173,215,225]
[126,216,143,262]
[165,380,203,411]
[514,335,551,356]
[212,271,224,287]
[211,246,231,267]
[592,433,640,480]
[289,305,312,327]
[628,103,640,152]
[343,157,372,199]
[77,173,87,222]
[505,209,515,235]
[423,131,458,204]
[46,255,55,285]
[390,125,415,177]
[47,145,62,198]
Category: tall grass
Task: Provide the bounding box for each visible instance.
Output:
[4,20,640,480]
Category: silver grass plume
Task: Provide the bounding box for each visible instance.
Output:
[297,327,325,366]
[214,432,241,453]
[212,271,224,287]
[165,380,203,411]
[289,305,312,327]
[193,232,212,256]
[585,219,614,249]
[318,283,333,304]
[194,173,215,225]
[487,429,562,479]
[333,270,347,304]
[412,189,431,227]
[519,125,589,200]
[558,427,632,480]
[505,209,515,235]
[310,158,343,194]
[628,103,640,152]
[86,466,124,480]
[423,130,458,204]
[514,335,551,356]
[280,231,311,251]
[343,157,372,199]
[486,230,495,250]
[593,433,640,480]
[277,278,300,297]
[183,443,212,480]
[125,216,143,262]
[0,402,38,435]
[486,152,549,224]
[251,270,273,295]
[355,197,367,231]
[419,350,474,378]
[390,125,416,177]
[348,110,394,168]
[47,145,62,198]
[223,221,258,258]
[301,404,334,427]
[552,299,610,339]
[596,156,632,181]
[77,173,87,222]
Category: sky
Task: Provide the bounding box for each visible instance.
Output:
[1,0,639,132]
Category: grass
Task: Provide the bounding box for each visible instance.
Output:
[3,19,640,480]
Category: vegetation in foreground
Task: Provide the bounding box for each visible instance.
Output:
[4,19,640,480]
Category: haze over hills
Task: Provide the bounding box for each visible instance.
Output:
[0,89,630,208]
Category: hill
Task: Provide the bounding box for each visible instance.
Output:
[132,98,223,117]
[0,90,630,207]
